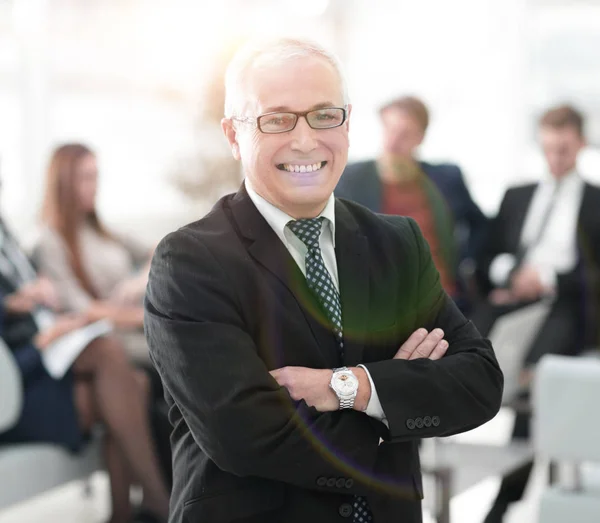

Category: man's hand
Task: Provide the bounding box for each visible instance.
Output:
[510,265,549,302]
[34,314,91,350]
[4,292,36,314]
[270,367,339,412]
[518,367,535,390]
[20,276,60,310]
[394,328,448,360]
[270,328,450,414]
[489,288,517,306]
[4,277,60,314]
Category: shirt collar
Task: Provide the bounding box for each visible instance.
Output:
[543,168,580,188]
[244,178,336,247]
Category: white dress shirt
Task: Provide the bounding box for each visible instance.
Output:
[489,170,585,288]
[245,179,387,424]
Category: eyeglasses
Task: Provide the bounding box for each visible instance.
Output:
[232,107,347,134]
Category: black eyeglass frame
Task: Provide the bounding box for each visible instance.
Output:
[232,106,348,134]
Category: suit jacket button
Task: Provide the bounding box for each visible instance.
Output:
[336,478,346,488]
[423,416,432,427]
[345,478,354,489]
[316,476,327,487]
[406,418,416,430]
[432,416,440,427]
[326,478,336,487]
[339,503,353,518]
[415,417,424,429]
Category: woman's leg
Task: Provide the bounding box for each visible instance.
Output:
[74,379,132,523]
[73,336,169,521]
[104,434,134,523]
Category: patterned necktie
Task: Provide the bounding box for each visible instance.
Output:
[287,217,374,523]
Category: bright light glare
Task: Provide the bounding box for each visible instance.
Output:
[285,0,330,17]
[12,0,47,36]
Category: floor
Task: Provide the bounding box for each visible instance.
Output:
[0,409,546,523]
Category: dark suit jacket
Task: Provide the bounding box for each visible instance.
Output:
[335,160,489,263]
[0,284,45,386]
[144,186,503,523]
[0,223,43,379]
[476,182,600,350]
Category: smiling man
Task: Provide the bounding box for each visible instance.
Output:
[144,37,502,523]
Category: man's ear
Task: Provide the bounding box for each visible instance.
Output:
[221,118,241,160]
[415,131,425,148]
[345,104,352,133]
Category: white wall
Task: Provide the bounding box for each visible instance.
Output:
[1,0,599,244]
[343,0,532,215]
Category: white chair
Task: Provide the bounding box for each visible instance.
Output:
[533,354,600,523]
[0,338,23,434]
[0,339,103,511]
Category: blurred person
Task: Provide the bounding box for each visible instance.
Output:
[0,215,169,523]
[145,37,502,523]
[336,96,488,312]
[35,143,153,365]
[34,143,174,492]
[475,104,600,523]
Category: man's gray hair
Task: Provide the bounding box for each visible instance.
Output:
[223,37,350,118]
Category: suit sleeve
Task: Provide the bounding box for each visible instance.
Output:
[0,294,44,380]
[362,219,503,442]
[475,189,515,293]
[454,166,489,261]
[144,231,382,494]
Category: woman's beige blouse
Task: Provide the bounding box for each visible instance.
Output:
[35,224,150,313]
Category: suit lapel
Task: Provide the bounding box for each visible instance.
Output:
[228,185,340,365]
[575,183,600,269]
[510,185,536,252]
[577,183,599,232]
[335,200,370,367]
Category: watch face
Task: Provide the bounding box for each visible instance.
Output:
[333,372,358,396]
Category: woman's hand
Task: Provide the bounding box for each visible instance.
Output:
[34,314,91,350]
[85,300,144,329]
[108,275,146,306]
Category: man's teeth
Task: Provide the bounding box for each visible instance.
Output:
[281,162,324,173]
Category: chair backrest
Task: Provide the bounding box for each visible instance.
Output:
[0,338,23,433]
[533,354,600,463]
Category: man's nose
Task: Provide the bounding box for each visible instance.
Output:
[290,116,318,152]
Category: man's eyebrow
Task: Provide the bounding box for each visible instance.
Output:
[261,102,340,113]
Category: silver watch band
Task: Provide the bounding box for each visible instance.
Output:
[339,396,355,409]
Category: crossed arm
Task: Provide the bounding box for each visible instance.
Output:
[145,226,502,494]
[270,327,449,413]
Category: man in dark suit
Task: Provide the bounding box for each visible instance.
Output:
[144,37,503,523]
[335,96,488,312]
[476,104,600,523]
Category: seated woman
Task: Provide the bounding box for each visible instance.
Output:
[0,219,169,523]
[35,143,153,365]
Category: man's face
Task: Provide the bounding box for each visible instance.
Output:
[540,126,585,178]
[380,107,425,159]
[222,56,350,218]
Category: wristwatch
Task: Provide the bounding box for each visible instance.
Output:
[329,367,359,409]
